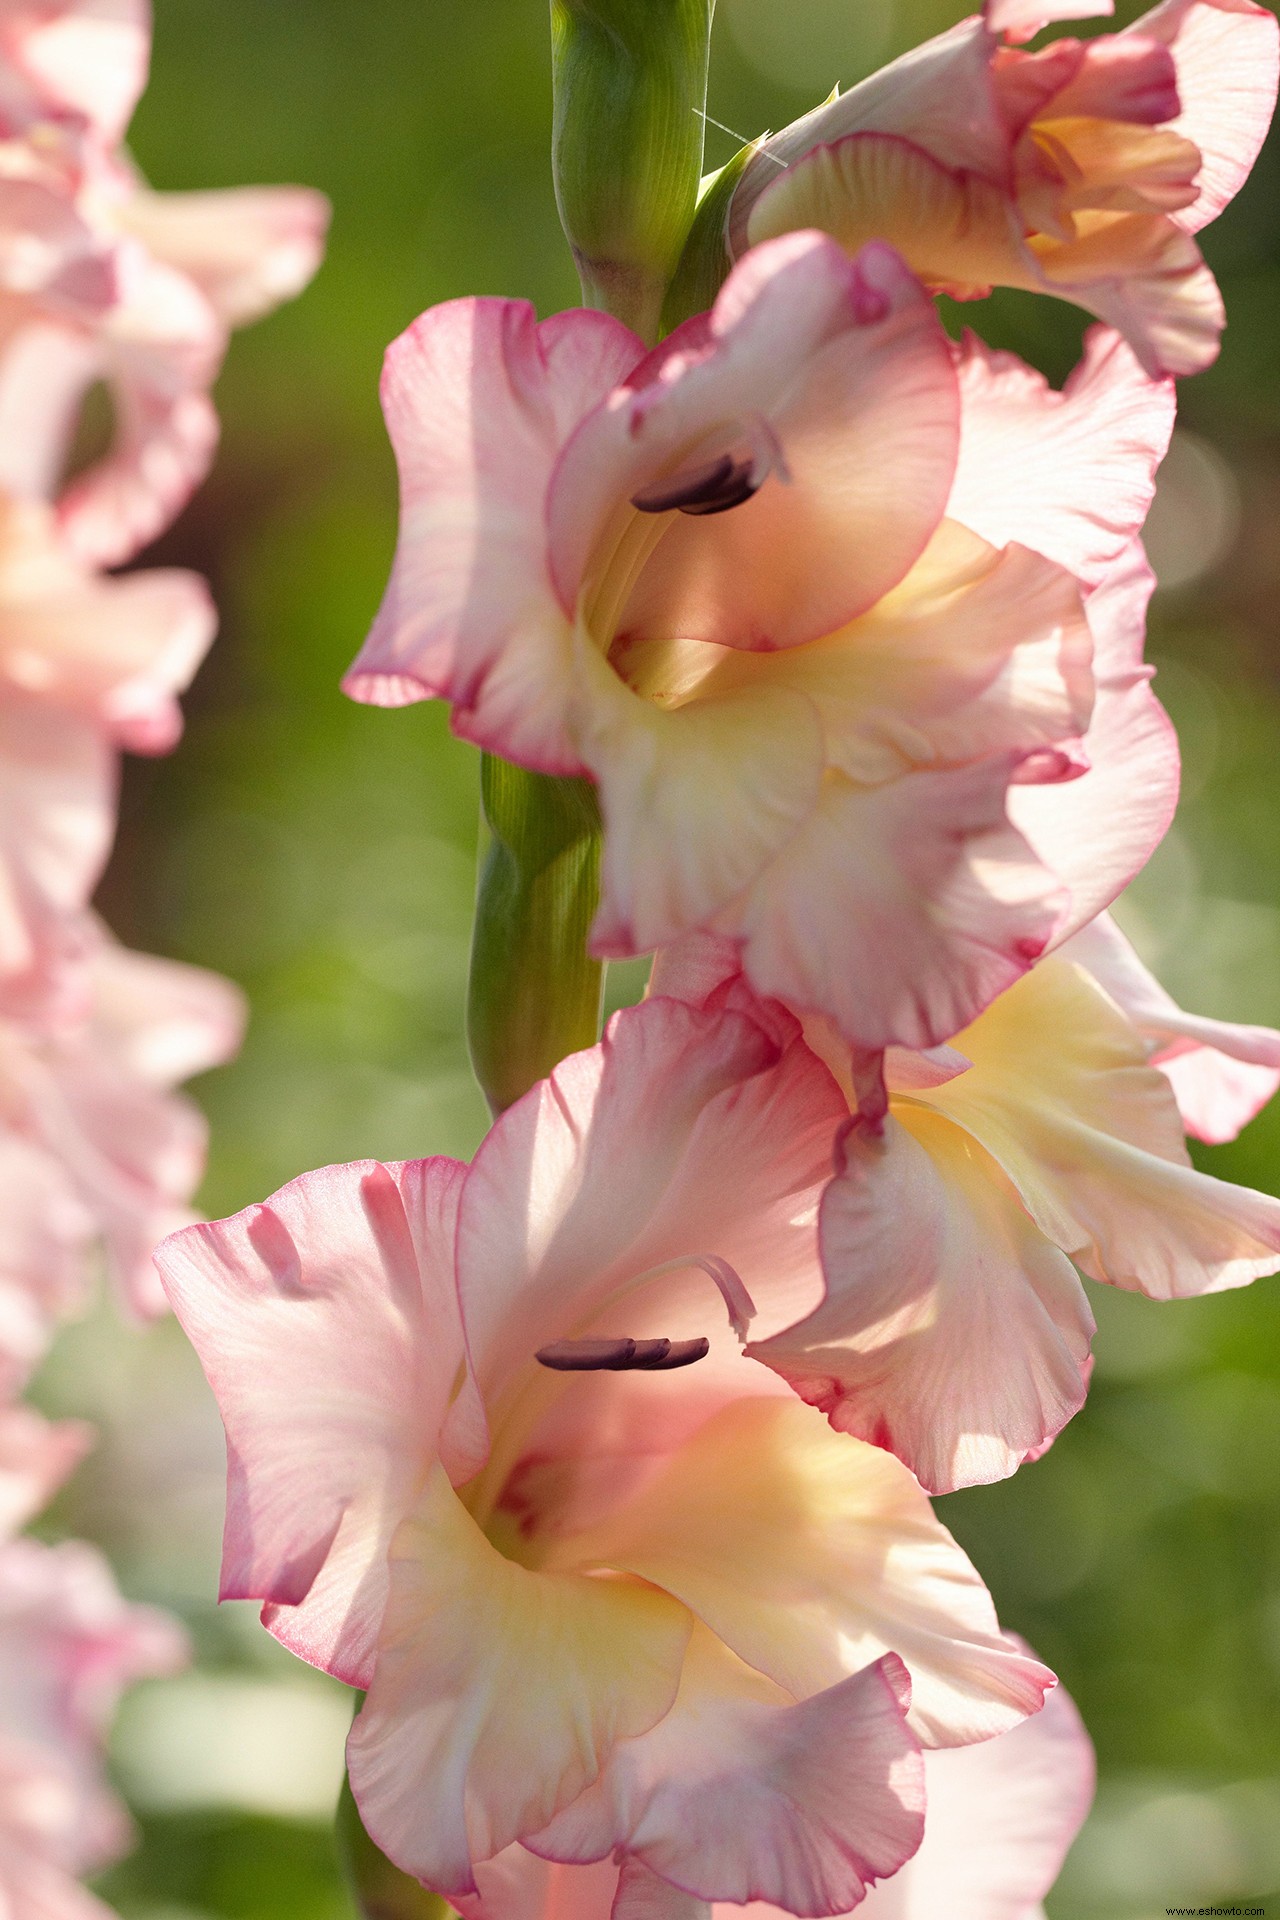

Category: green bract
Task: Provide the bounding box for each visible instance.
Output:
[662,140,756,334]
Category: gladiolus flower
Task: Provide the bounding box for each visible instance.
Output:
[157,993,1054,1911]
[0,922,244,1377]
[651,926,1280,1494]
[729,0,1278,378]
[347,231,1176,1053]
[0,0,329,564]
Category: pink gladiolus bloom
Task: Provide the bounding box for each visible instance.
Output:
[651,929,1280,1494]
[0,0,329,564]
[732,0,1278,378]
[0,490,215,1002]
[451,1658,1094,1920]
[0,1386,185,1919]
[157,994,1055,1911]
[0,922,244,1374]
[346,233,1177,1053]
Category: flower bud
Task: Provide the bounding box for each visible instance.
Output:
[551,0,714,341]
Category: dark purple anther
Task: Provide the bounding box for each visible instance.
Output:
[632,453,760,518]
[535,1335,711,1373]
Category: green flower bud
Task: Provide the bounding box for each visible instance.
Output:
[551,0,715,342]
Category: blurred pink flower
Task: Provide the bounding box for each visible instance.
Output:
[346,232,1176,1052]
[0,1530,186,1917]
[0,490,215,1002]
[0,1384,184,1919]
[0,0,329,564]
[452,1661,1094,1920]
[651,928,1280,1494]
[0,1402,91,1540]
[0,1,150,147]
[0,921,244,1375]
[733,0,1278,378]
[157,992,1055,1910]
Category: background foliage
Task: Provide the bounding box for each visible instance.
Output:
[26,2,1280,1915]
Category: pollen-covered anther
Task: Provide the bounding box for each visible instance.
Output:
[631,452,760,517]
[535,1336,711,1372]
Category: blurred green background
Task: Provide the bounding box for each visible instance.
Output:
[26,1,1280,1914]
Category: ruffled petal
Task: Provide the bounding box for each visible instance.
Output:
[1042,215,1223,378]
[543,1397,1052,1748]
[646,933,743,1012]
[436,1662,1091,1920]
[347,1466,691,1897]
[582,651,825,956]
[153,1157,467,1686]
[926,957,1280,1298]
[1064,912,1280,1143]
[551,234,959,655]
[751,1109,1092,1494]
[1159,1048,1280,1149]
[717,759,1065,1053]
[530,1626,924,1917]
[697,522,1093,787]
[1127,0,1280,232]
[344,298,637,770]
[1035,35,1181,125]
[118,184,330,326]
[733,17,1011,247]
[950,327,1175,586]
[858,1666,1095,1919]
[1012,544,1180,942]
[745,134,1023,309]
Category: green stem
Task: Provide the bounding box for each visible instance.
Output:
[467,756,604,1115]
